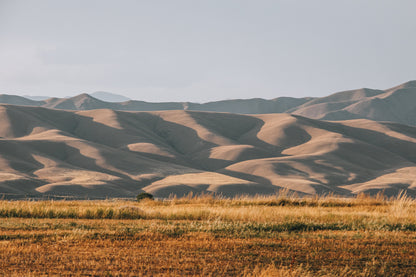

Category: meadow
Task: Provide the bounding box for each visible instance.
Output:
[0,192,415,276]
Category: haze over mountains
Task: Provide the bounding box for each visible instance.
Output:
[90,92,131,102]
[0,104,415,199]
[2,80,416,126]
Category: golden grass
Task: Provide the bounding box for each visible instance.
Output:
[0,193,415,276]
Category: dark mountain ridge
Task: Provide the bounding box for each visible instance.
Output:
[1,80,415,126]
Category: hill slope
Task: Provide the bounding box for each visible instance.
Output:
[0,104,415,198]
[291,81,416,126]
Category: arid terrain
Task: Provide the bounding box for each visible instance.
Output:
[3,2,415,276]
[1,194,415,276]
[0,102,415,199]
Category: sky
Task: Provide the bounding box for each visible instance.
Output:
[0,0,415,102]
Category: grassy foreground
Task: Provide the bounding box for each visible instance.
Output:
[0,193,416,276]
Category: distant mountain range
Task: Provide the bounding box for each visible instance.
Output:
[2,80,416,126]
[22,91,131,103]
[90,91,131,102]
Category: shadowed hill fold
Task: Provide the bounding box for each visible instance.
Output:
[0,104,415,198]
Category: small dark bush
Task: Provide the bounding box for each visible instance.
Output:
[136,192,154,202]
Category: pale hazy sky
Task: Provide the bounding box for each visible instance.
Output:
[0,0,415,102]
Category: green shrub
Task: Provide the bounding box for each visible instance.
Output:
[137,192,154,202]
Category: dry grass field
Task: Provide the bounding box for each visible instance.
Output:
[1,192,416,276]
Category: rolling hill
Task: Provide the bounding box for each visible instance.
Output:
[0,104,415,199]
[1,80,415,126]
[290,80,416,126]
